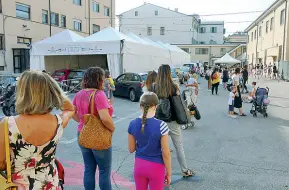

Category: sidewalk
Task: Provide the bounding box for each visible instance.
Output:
[248,77,289,120]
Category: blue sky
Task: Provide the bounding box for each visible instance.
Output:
[116,0,276,34]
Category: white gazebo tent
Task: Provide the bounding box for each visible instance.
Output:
[214,53,241,67]
[30,29,85,71]
[80,27,170,75]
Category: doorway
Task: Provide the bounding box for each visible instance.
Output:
[13,49,30,73]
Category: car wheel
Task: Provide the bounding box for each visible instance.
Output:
[9,104,16,116]
[129,89,137,102]
[182,77,185,84]
[2,106,10,116]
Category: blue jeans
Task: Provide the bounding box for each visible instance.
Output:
[78,133,112,190]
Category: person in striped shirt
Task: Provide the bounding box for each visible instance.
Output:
[128,92,172,190]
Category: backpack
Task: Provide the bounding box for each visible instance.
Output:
[155,98,172,122]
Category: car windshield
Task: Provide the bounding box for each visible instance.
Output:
[140,74,148,81]
[171,72,177,78]
[68,71,84,79]
[181,66,189,72]
[53,71,65,77]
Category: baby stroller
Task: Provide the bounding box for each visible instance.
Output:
[250,87,270,117]
[181,87,201,130]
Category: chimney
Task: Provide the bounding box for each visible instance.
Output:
[175,8,178,12]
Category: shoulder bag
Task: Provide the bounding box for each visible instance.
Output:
[170,94,191,125]
[0,118,18,190]
[78,90,113,150]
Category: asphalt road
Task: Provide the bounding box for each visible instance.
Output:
[29,77,289,189]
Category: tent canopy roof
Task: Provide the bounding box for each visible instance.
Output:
[126,33,151,45]
[35,29,84,44]
[81,27,137,42]
[214,53,241,64]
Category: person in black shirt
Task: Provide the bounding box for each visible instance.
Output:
[260,64,264,76]
[241,65,249,93]
[273,64,278,79]
[222,67,229,89]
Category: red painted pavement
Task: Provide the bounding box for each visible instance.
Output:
[63,160,136,190]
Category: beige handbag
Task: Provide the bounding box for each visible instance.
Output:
[78,90,112,150]
[0,118,18,190]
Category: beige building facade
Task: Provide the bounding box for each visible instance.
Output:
[177,44,245,65]
[0,0,115,73]
[245,0,289,67]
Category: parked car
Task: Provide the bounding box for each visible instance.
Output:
[60,69,85,92]
[113,72,147,102]
[51,69,71,82]
[171,72,180,86]
[171,67,185,84]
[180,66,190,81]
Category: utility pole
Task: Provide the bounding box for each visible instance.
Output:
[88,0,91,35]
[110,0,113,27]
[49,0,52,36]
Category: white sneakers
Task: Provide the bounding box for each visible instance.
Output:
[229,115,237,119]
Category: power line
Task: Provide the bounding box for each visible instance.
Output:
[88,10,264,20]
[118,26,244,34]
[115,21,254,26]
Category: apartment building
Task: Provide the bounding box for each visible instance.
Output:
[0,0,115,73]
[245,0,288,67]
[119,3,225,45]
[177,44,241,65]
[197,21,225,45]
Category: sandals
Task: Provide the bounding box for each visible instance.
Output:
[182,169,195,177]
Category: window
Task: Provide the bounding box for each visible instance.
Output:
[280,9,285,25]
[278,45,283,61]
[16,3,30,20]
[147,27,152,36]
[259,26,262,37]
[155,10,158,16]
[181,48,190,53]
[223,28,226,34]
[211,27,217,33]
[254,30,257,39]
[220,48,226,55]
[0,0,2,13]
[50,12,59,26]
[61,15,66,28]
[266,21,269,33]
[13,49,30,73]
[17,36,31,45]
[199,41,205,44]
[104,7,110,16]
[42,10,48,24]
[195,48,209,54]
[199,27,206,33]
[92,2,99,12]
[73,19,82,31]
[135,11,138,16]
[73,0,81,6]
[251,32,253,41]
[252,53,254,64]
[209,40,216,44]
[160,27,165,35]
[0,34,3,50]
[93,24,100,34]
[270,17,274,31]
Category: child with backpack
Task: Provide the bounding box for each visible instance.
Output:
[228,86,237,118]
[128,92,172,190]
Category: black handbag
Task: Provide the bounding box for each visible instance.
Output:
[170,95,190,124]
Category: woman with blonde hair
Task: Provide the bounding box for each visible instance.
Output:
[143,71,157,93]
[73,67,115,190]
[153,64,194,177]
[0,71,75,189]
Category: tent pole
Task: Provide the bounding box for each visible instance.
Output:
[49,0,52,36]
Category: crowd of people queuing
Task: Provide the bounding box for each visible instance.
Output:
[0,65,197,190]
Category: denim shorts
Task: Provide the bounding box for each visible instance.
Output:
[229,104,234,112]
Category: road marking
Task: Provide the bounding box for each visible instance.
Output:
[59,111,141,145]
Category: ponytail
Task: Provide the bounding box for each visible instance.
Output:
[141,104,149,133]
